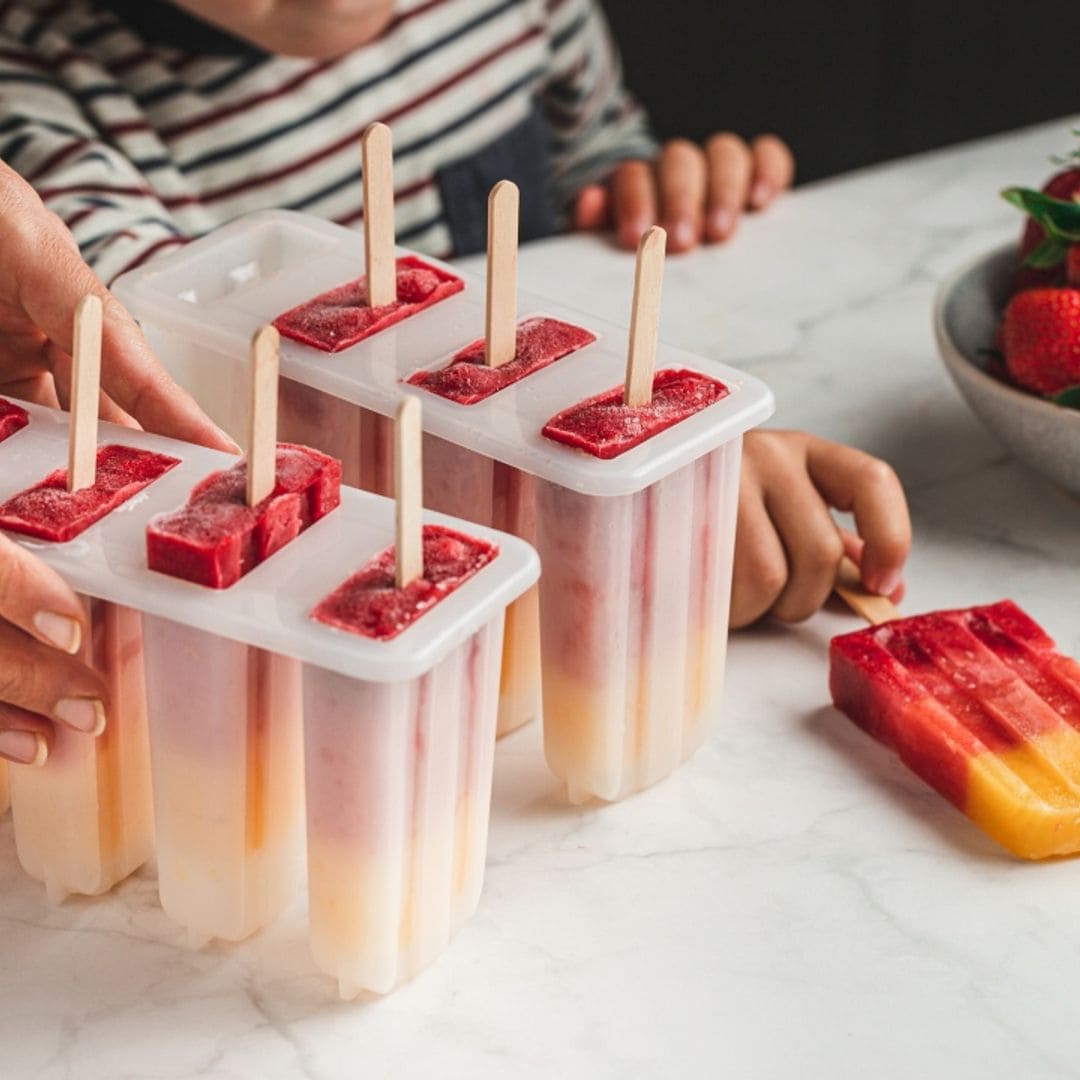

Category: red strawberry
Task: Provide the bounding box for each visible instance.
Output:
[1001,287,1080,395]
[1068,245,1080,287]
[1013,168,1080,293]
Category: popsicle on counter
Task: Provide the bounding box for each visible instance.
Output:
[534,228,741,802]
[143,327,333,944]
[830,599,1080,860]
[3,298,164,900]
[304,399,506,997]
[0,397,29,442]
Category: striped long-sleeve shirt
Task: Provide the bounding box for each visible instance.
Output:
[0,0,656,283]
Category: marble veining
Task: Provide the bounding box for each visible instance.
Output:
[4,116,1080,1079]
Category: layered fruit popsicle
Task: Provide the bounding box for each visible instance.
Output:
[146,443,340,588]
[535,369,736,802]
[0,397,29,442]
[143,445,341,943]
[831,601,1080,859]
[407,317,595,737]
[9,599,154,901]
[306,525,502,997]
[274,257,463,353]
[1,445,177,900]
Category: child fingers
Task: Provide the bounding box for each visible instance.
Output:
[764,477,846,624]
[805,438,911,596]
[611,160,658,250]
[573,183,611,231]
[704,132,753,241]
[749,134,795,209]
[657,139,707,252]
[731,481,790,629]
[0,621,108,736]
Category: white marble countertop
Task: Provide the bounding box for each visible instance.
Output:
[5,116,1080,1080]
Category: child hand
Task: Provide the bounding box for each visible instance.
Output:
[731,431,910,629]
[574,134,794,253]
[0,161,236,451]
[0,534,109,766]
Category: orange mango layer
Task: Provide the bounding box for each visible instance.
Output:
[830,600,1080,859]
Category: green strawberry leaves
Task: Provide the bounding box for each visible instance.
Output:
[1052,385,1080,410]
[1002,187,1080,268]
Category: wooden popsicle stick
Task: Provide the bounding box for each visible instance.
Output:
[624,225,667,407]
[246,324,280,508]
[394,395,423,589]
[362,122,397,308]
[485,179,519,368]
[67,294,103,492]
[834,556,901,626]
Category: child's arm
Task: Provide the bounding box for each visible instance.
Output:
[731,431,910,628]
[544,0,794,253]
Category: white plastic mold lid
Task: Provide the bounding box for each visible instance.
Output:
[114,210,775,497]
[0,400,538,683]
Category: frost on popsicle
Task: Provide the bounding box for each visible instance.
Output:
[0,445,180,542]
[542,368,730,460]
[830,600,1080,859]
[312,524,497,641]
[0,397,29,443]
[146,443,341,588]
[273,257,464,353]
[408,317,596,405]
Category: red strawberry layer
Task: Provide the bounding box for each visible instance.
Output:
[542,368,729,460]
[408,317,596,405]
[0,398,29,443]
[147,443,340,588]
[312,524,496,641]
[0,445,179,542]
[273,256,464,353]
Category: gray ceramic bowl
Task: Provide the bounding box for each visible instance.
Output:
[934,243,1080,496]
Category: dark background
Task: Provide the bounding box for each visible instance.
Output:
[600,1,1079,183]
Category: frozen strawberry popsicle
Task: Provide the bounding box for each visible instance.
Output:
[0,445,179,541]
[0,397,28,442]
[273,257,463,353]
[305,522,502,996]
[143,441,340,942]
[543,369,730,459]
[10,599,154,901]
[146,443,340,588]
[408,317,595,404]
[831,601,1080,859]
[535,367,737,802]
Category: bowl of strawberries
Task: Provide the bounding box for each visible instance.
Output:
[934,158,1080,496]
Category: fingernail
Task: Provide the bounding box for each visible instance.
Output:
[0,730,47,766]
[54,697,106,736]
[33,611,82,655]
[709,208,734,238]
[876,571,901,597]
[750,181,772,207]
[666,219,695,250]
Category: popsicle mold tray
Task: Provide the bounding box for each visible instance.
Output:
[116,211,775,802]
[0,400,537,995]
